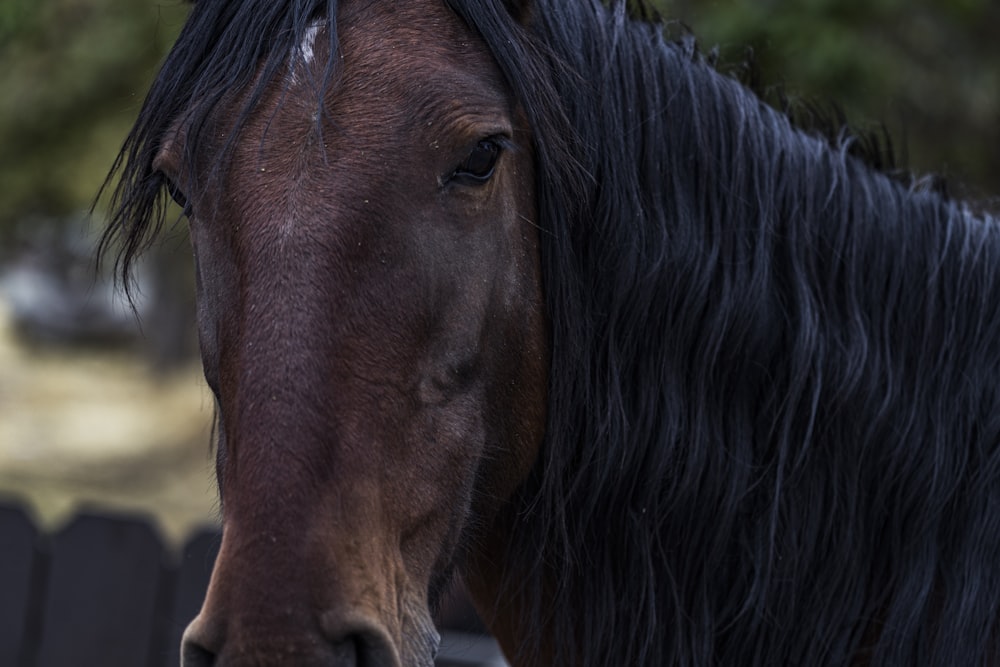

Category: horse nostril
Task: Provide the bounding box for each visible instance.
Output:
[181,638,217,667]
[330,627,403,667]
[181,620,219,667]
[329,636,359,663]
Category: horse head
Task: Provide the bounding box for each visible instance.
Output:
[151,2,546,664]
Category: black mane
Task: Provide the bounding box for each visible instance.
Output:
[102,1,1000,665]
[455,1,1000,665]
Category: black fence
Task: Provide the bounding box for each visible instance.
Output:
[0,502,506,667]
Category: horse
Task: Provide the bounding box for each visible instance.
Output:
[100,0,1000,665]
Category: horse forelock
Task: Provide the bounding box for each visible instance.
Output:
[455,1,1000,665]
[99,0,343,291]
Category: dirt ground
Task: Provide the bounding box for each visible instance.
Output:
[0,300,218,547]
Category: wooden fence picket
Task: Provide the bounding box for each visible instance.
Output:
[33,513,167,667]
[0,503,41,667]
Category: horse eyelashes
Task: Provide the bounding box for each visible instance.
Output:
[165,178,191,215]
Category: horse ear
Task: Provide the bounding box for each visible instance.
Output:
[503,0,532,24]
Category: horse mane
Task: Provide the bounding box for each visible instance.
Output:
[452,1,1000,665]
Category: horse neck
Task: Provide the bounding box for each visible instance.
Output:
[492,3,1000,665]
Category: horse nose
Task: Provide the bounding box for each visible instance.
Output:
[180,614,403,667]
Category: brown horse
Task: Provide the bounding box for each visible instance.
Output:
[156,3,543,665]
[103,0,1000,665]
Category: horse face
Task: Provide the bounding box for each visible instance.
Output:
[164,3,546,665]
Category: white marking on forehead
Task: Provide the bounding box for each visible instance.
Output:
[289,20,324,83]
[299,21,323,65]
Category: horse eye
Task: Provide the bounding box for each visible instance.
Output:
[164,177,191,214]
[452,138,502,184]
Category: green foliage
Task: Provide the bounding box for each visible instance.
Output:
[0,0,189,235]
[656,0,1000,198]
[0,0,31,47]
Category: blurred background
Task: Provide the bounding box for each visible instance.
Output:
[0,0,211,545]
[0,0,997,546]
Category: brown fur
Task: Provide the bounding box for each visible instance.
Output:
[170,3,547,665]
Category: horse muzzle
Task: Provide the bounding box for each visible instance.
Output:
[180,610,432,667]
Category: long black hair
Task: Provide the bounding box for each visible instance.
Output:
[103,0,1000,664]
[452,1,1000,664]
